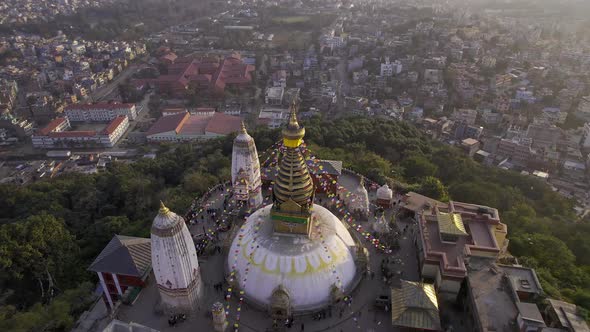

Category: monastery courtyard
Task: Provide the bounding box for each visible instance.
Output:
[115,172,449,332]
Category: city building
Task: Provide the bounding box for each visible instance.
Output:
[461,138,480,157]
[544,299,590,331]
[32,116,129,148]
[526,123,561,149]
[454,121,483,140]
[64,103,137,122]
[258,106,290,129]
[151,202,203,313]
[576,95,590,121]
[464,260,544,332]
[136,55,254,97]
[231,122,263,208]
[451,109,478,125]
[582,122,590,149]
[145,112,242,142]
[380,58,402,77]
[496,138,534,166]
[265,86,284,105]
[88,235,152,311]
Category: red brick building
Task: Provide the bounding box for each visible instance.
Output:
[136,54,254,97]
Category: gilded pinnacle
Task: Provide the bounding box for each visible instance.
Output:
[159,201,170,215]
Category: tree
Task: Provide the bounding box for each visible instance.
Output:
[400,154,437,181]
[0,214,79,305]
[418,176,449,202]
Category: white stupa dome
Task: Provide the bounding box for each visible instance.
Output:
[228,204,358,311]
[376,184,393,201]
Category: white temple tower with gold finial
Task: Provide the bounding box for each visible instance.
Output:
[151,202,202,313]
[231,122,263,208]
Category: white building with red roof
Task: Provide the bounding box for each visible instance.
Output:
[146,112,242,142]
[32,116,129,148]
[65,102,137,122]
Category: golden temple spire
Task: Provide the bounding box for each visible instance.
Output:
[282,99,305,148]
[272,101,315,236]
[240,121,247,134]
[159,201,170,215]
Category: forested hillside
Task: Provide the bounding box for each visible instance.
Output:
[0,116,588,330]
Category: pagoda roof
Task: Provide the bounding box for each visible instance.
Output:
[88,235,151,277]
[437,211,468,236]
[306,159,342,176]
[391,280,441,331]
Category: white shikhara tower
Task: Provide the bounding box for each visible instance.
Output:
[231,122,263,208]
[151,202,202,313]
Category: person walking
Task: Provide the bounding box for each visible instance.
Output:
[301,323,304,331]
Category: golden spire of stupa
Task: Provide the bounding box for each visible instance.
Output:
[240,121,247,134]
[159,201,170,215]
[272,99,315,236]
[282,99,305,148]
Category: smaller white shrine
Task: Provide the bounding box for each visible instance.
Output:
[151,202,202,313]
[231,122,263,208]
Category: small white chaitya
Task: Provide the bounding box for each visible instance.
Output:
[231,122,263,208]
[376,183,394,208]
[151,202,202,313]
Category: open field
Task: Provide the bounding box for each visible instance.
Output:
[271,30,312,49]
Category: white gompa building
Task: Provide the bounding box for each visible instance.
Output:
[231,122,263,208]
[151,202,202,313]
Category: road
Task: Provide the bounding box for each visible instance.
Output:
[90,64,140,102]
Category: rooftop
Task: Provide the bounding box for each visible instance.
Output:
[391,280,441,331]
[38,117,67,135]
[306,159,343,176]
[467,263,518,332]
[102,116,127,135]
[500,264,543,297]
[65,102,134,111]
[146,112,242,137]
[547,299,590,332]
[516,302,545,324]
[88,235,151,278]
[436,210,468,236]
[145,112,190,136]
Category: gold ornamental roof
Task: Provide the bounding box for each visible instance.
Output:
[391,281,441,330]
[273,148,314,206]
[437,211,468,236]
[272,101,314,217]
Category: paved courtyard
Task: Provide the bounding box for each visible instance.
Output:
[115,173,427,332]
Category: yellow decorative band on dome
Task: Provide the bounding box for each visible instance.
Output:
[283,137,302,148]
[239,240,347,277]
